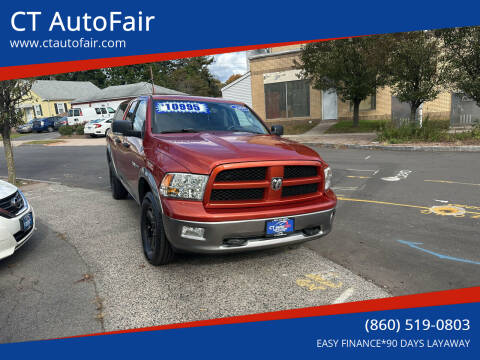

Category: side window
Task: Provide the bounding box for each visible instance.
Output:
[132,100,147,132]
[101,108,107,114]
[95,108,102,115]
[113,101,130,121]
[125,101,138,122]
[74,109,80,117]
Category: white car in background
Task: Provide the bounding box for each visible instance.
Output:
[84,118,113,137]
[0,180,35,260]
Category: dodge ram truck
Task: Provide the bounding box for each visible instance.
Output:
[107,95,336,265]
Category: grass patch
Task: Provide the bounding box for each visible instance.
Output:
[21,140,65,145]
[377,118,480,144]
[282,120,320,135]
[0,133,29,140]
[325,119,386,133]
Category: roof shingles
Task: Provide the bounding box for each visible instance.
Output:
[32,80,101,101]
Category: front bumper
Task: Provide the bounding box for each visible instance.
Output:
[162,207,335,254]
[0,204,35,260]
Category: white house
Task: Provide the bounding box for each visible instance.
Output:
[221,72,252,107]
[71,82,185,111]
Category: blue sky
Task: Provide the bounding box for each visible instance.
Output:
[208,51,247,82]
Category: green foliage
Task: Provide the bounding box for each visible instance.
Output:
[0,80,34,134]
[298,36,390,126]
[377,117,479,143]
[386,31,446,123]
[58,125,73,136]
[104,57,221,97]
[438,26,480,106]
[325,119,386,133]
[38,69,108,88]
[74,124,84,135]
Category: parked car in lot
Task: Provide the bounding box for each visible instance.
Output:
[32,116,60,133]
[54,116,68,130]
[16,120,35,133]
[84,118,112,137]
[67,107,114,126]
[107,95,336,265]
[0,180,35,260]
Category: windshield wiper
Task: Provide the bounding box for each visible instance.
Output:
[160,128,199,134]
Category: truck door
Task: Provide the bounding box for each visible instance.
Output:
[111,100,138,190]
[123,100,147,200]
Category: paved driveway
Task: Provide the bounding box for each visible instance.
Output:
[0,182,387,342]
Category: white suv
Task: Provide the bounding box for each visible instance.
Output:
[0,180,35,260]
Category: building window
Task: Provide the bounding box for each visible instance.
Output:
[350,94,376,111]
[265,80,310,119]
[34,104,43,117]
[55,103,65,114]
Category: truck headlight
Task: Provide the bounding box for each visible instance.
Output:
[160,173,209,201]
[324,166,332,191]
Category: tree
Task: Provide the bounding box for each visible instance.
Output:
[387,31,446,124]
[439,26,480,105]
[224,73,243,86]
[165,57,222,97]
[38,69,108,88]
[0,80,34,184]
[104,57,221,97]
[298,36,389,127]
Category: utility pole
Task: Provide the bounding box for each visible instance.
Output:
[149,65,155,94]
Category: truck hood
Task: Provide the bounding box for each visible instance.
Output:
[151,132,323,174]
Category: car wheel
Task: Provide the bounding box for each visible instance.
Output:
[47,126,54,132]
[109,162,128,200]
[141,192,175,265]
[90,134,96,138]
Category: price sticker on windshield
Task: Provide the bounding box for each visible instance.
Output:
[155,102,209,114]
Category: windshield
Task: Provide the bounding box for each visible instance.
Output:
[151,100,268,134]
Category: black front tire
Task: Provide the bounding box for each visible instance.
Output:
[109,162,128,199]
[141,192,175,265]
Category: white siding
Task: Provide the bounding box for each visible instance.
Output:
[221,73,252,107]
[72,100,125,112]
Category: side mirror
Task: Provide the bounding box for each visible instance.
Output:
[112,120,141,137]
[271,125,284,136]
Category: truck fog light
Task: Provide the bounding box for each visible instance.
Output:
[330,210,336,224]
[181,226,205,240]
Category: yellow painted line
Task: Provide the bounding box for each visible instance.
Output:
[337,196,480,216]
[346,175,371,179]
[425,179,480,187]
[337,196,429,210]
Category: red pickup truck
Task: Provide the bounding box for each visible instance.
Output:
[107,95,336,265]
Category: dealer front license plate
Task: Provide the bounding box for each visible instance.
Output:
[266,218,294,236]
[21,212,33,232]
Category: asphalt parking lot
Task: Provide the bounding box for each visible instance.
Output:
[1,144,479,342]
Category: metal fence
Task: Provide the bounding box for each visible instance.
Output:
[450,93,480,126]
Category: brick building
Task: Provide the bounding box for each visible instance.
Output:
[247,45,451,125]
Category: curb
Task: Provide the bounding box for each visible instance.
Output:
[301,142,480,152]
